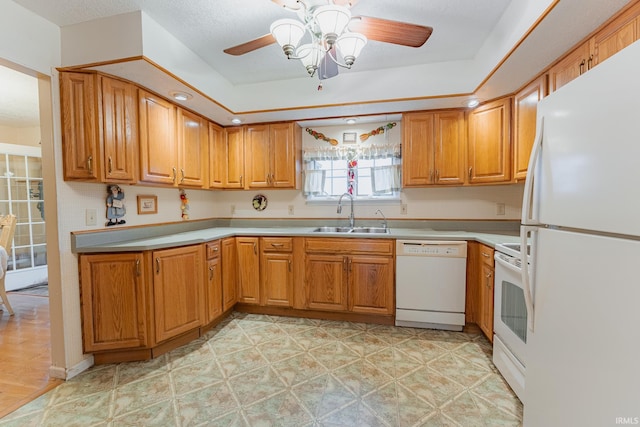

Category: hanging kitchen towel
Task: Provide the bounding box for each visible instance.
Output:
[0,246,7,279]
[303,169,326,196]
[372,165,401,193]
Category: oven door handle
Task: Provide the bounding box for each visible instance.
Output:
[494,253,522,275]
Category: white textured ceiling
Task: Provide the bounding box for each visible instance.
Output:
[0,65,39,127]
[1,0,634,127]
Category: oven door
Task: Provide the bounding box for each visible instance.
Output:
[493,252,528,366]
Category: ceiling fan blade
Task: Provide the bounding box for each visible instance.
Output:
[223,34,276,56]
[349,16,433,48]
[319,47,339,80]
[271,0,302,10]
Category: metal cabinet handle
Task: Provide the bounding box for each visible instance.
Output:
[87,155,93,175]
[481,252,490,258]
[239,175,243,187]
[587,54,593,70]
[343,256,348,271]
[271,243,284,248]
[435,170,440,181]
[135,259,140,276]
[288,259,292,272]
[212,247,219,252]
[180,168,185,183]
[579,59,586,75]
[468,167,472,180]
[348,257,352,272]
[253,242,257,255]
[108,156,113,173]
[429,169,434,182]
[172,167,177,183]
[155,257,160,273]
[209,265,214,281]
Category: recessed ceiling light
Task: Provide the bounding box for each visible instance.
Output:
[467,99,480,108]
[231,118,242,125]
[345,118,356,124]
[169,91,192,101]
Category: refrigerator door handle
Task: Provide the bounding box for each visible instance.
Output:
[521,225,536,332]
[522,116,544,225]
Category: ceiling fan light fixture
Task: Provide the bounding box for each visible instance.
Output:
[335,33,367,67]
[313,5,351,46]
[270,18,306,57]
[296,43,323,76]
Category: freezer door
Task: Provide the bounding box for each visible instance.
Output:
[523,228,640,427]
[533,40,640,237]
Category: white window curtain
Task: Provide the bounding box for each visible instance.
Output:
[372,164,401,193]
[303,169,326,196]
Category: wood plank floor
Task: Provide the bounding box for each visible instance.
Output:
[0,293,62,419]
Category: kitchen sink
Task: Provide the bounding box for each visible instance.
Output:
[350,227,390,234]
[312,226,390,234]
[312,226,354,233]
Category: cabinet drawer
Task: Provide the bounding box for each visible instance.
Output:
[305,238,393,255]
[261,237,293,252]
[479,245,495,267]
[206,241,221,259]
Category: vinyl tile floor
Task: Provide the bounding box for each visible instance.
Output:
[0,312,522,427]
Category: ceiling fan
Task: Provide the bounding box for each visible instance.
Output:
[223,0,433,80]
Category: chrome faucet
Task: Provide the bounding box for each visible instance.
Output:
[337,193,355,228]
[375,209,388,230]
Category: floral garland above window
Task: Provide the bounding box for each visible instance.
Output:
[360,122,397,141]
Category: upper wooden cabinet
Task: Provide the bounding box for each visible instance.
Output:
[549,1,640,92]
[60,72,138,183]
[244,122,301,189]
[138,90,208,188]
[513,76,547,181]
[402,110,466,187]
[210,126,245,189]
[467,98,512,184]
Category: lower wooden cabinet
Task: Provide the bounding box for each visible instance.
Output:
[79,252,149,352]
[221,237,238,311]
[152,245,205,343]
[476,244,495,342]
[304,238,394,316]
[236,237,260,304]
[204,240,223,324]
[261,237,294,307]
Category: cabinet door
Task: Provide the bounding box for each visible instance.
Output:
[245,124,271,188]
[236,237,260,304]
[209,122,225,188]
[60,72,100,180]
[478,263,494,342]
[100,76,138,182]
[177,108,208,188]
[261,252,293,307]
[205,257,223,324]
[221,237,238,311]
[80,253,148,352]
[467,98,512,184]
[593,7,640,66]
[225,127,245,189]
[402,112,435,186]
[514,76,546,181]
[270,122,298,188]
[139,90,177,185]
[348,255,394,315]
[152,245,205,343]
[434,111,466,185]
[305,254,348,312]
[548,41,591,93]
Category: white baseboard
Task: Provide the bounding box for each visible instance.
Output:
[49,355,94,380]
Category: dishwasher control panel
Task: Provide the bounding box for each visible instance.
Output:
[396,241,467,258]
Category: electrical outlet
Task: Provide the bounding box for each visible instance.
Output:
[400,204,408,215]
[496,203,506,216]
[230,204,236,215]
[85,208,97,226]
[288,205,294,215]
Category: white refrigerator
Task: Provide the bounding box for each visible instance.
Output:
[522,41,640,426]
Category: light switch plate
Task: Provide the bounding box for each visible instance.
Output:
[85,208,97,226]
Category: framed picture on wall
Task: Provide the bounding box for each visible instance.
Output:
[343,132,357,144]
[137,195,157,214]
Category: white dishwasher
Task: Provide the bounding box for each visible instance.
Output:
[395,240,467,331]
